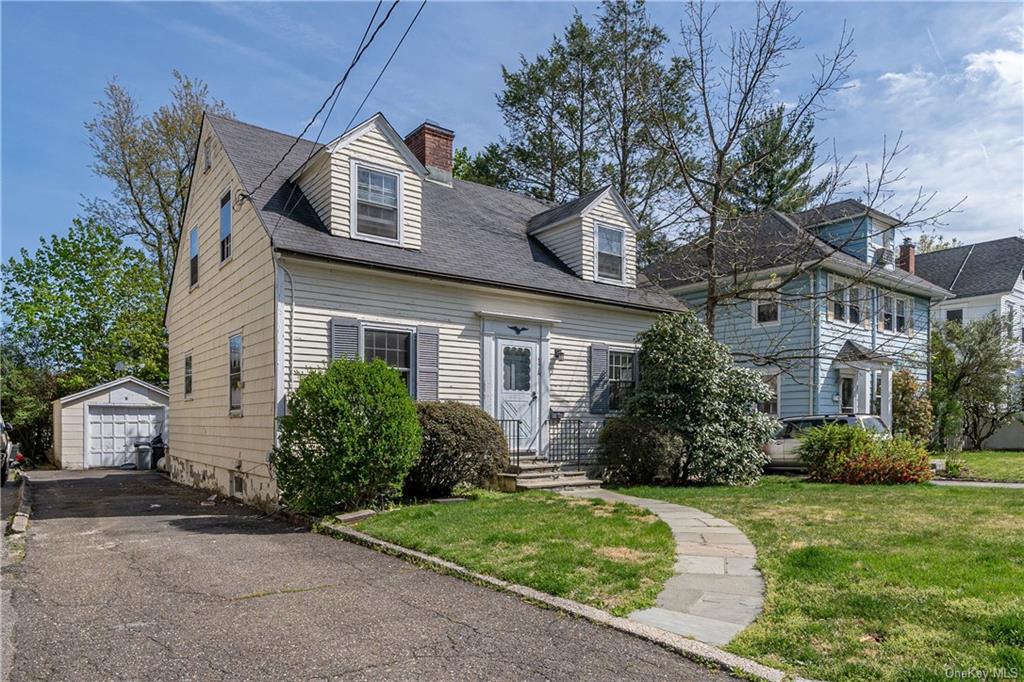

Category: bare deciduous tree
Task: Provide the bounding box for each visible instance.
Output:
[84,70,232,297]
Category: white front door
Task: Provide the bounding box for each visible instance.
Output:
[87,405,164,468]
[496,339,541,453]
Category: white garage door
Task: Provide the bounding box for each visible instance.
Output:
[86,405,165,468]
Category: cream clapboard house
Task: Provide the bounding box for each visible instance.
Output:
[165,113,683,504]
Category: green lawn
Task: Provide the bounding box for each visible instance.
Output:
[950,450,1024,482]
[355,490,674,616]
[621,478,1024,681]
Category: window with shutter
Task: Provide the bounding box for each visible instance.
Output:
[589,344,610,414]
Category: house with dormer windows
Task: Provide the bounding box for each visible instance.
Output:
[647,201,951,427]
[164,113,682,502]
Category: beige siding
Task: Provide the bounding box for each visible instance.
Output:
[535,219,584,276]
[322,123,423,249]
[165,120,278,505]
[295,154,332,227]
[59,404,84,469]
[281,256,657,453]
[582,193,638,287]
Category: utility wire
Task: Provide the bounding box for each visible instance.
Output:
[342,0,427,134]
[247,0,400,202]
[268,0,427,238]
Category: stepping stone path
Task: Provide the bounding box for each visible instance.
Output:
[562,488,764,646]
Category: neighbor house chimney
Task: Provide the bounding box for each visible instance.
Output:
[898,237,916,274]
[404,121,454,184]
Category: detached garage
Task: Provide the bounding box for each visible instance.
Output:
[52,377,168,469]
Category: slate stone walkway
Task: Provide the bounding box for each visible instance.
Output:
[930,479,1024,489]
[563,488,764,646]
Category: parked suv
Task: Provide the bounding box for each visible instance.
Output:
[764,414,889,469]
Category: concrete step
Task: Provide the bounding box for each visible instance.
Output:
[509,461,561,474]
[514,475,602,491]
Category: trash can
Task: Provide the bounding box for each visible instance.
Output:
[134,443,152,471]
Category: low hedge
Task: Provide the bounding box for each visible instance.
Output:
[404,401,509,499]
[598,415,684,485]
[270,358,421,514]
[798,423,932,484]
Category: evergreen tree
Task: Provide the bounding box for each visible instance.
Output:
[725,105,831,215]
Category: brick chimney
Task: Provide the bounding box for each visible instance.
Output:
[404,121,454,184]
[898,237,916,274]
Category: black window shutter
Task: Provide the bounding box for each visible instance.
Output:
[416,326,439,401]
[329,318,360,361]
[590,344,610,414]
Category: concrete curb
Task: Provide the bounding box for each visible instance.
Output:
[320,520,813,682]
[6,476,31,535]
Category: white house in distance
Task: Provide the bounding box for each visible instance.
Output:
[916,236,1024,449]
[164,112,683,505]
[51,376,168,469]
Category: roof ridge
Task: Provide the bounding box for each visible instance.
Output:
[207,113,323,149]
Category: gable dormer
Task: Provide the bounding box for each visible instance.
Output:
[527,187,639,287]
[797,200,899,269]
[290,114,428,250]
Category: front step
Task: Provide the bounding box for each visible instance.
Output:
[498,458,602,492]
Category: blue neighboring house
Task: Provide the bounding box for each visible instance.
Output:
[647,200,952,426]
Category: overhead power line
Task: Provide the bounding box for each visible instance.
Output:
[247,0,401,202]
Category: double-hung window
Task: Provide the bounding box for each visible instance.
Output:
[184,354,193,398]
[228,334,242,413]
[830,277,862,324]
[895,298,908,333]
[363,328,412,391]
[848,286,862,324]
[596,225,624,282]
[946,309,963,324]
[355,166,400,241]
[756,372,780,417]
[882,295,895,332]
[189,226,199,287]
[219,192,232,262]
[832,278,847,322]
[608,350,636,411]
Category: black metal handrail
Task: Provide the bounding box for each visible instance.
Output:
[497,419,522,468]
[548,418,585,468]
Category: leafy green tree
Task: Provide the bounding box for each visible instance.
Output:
[917,233,963,253]
[452,144,514,189]
[84,71,231,297]
[931,317,1020,449]
[3,219,167,392]
[625,312,778,484]
[891,369,934,443]
[725,105,832,215]
[0,341,59,460]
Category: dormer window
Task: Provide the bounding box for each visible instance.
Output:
[596,224,624,282]
[354,165,400,242]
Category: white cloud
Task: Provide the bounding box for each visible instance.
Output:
[878,67,937,99]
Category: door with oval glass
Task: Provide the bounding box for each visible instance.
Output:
[496,338,541,453]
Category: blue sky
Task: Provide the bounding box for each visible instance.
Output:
[2,1,1022,262]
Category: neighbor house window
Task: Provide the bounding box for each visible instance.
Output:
[895,298,908,333]
[355,166,400,241]
[184,354,193,398]
[219,191,232,262]
[946,309,963,324]
[363,328,411,390]
[882,295,895,332]
[228,334,242,413]
[757,373,780,417]
[608,350,636,411]
[832,278,847,322]
[830,277,862,324]
[596,225,624,281]
[753,291,779,325]
[203,139,212,173]
[1007,304,1017,340]
[189,226,199,287]
[848,286,862,324]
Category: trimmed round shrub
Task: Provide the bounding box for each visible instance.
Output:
[798,423,931,484]
[598,415,684,485]
[404,401,509,499]
[270,359,421,515]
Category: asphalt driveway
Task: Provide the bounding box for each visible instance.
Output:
[4,470,726,681]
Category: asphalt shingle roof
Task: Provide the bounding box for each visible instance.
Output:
[527,186,609,232]
[207,114,683,313]
[915,237,1024,299]
[644,206,950,298]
